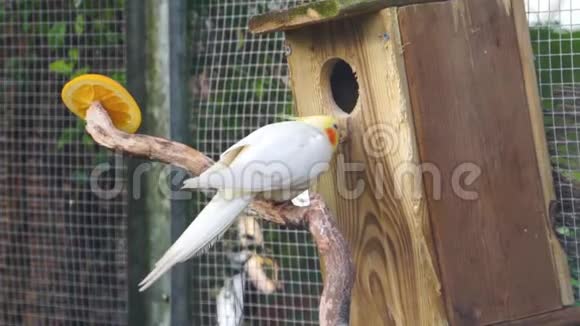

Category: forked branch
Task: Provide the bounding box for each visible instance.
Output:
[85,102,354,326]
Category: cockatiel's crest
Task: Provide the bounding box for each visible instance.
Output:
[279,114,340,149]
[138,115,340,291]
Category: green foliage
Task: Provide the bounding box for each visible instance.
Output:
[69,48,79,61]
[190,13,292,143]
[49,47,90,78]
[57,120,86,150]
[235,29,245,51]
[47,22,67,49]
[74,14,85,35]
[9,1,127,181]
[556,226,573,237]
[49,60,75,75]
[42,3,126,161]
[530,25,580,181]
[530,26,580,109]
[531,24,580,304]
[253,79,264,100]
[110,71,127,85]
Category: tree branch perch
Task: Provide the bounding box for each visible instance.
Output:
[85,102,354,326]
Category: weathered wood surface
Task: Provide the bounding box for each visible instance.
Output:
[511,0,574,305]
[399,0,565,324]
[494,306,580,326]
[248,0,442,34]
[286,8,447,325]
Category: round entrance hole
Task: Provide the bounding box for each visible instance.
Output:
[323,58,359,114]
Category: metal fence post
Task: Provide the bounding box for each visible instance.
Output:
[126,0,191,325]
[168,0,192,325]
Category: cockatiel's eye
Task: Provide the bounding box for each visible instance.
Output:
[333,123,338,129]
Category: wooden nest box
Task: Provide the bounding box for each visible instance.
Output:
[250,0,579,325]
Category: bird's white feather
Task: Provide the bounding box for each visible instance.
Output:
[141,120,334,291]
[138,192,253,291]
[183,121,333,194]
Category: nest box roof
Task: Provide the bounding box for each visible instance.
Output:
[248,0,437,34]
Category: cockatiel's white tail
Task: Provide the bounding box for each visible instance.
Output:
[138,191,253,291]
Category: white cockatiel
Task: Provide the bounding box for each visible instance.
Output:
[138,115,340,291]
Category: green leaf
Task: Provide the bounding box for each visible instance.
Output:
[49,60,74,75]
[284,102,293,115]
[236,29,245,51]
[57,127,82,150]
[68,48,79,61]
[76,118,85,129]
[94,150,109,165]
[22,13,32,33]
[74,14,85,35]
[82,133,94,146]
[93,20,105,33]
[562,170,580,183]
[47,22,67,49]
[6,57,23,70]
[71,169,89,183]
[74,0,83,8]
[71,66,91,78]
[254,79,264,100]
[106,32,121,45]
[556,226,572,237]
[110,71,126,85]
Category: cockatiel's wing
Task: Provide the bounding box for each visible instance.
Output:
[183,121,333,192]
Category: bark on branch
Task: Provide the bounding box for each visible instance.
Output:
[85,102,354,326]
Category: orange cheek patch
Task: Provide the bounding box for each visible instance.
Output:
[325,128,337,146]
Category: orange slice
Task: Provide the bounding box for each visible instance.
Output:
[61,74,142,133]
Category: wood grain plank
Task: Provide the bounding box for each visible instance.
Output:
[493,306,580,326]
[399,0,563,324]
[248,0,443,34]
[286,8,448,325]
[511,0,574,305]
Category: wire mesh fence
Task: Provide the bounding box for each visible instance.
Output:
[0,0,579,325]
[189,1,324,325]
[0,0,127,325]
[525,0,580,302]
[187,1,580,324]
